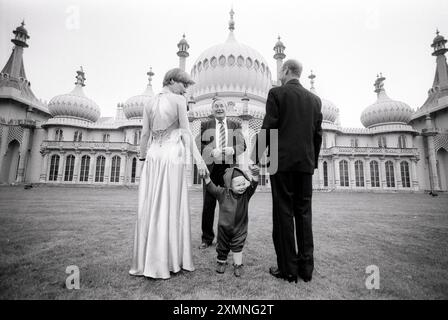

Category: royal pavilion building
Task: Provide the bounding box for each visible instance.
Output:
[0,12,447,192]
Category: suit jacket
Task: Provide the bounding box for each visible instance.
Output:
[196,117,246,172]
[251,79,323,174]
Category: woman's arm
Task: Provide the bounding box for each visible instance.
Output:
[177,96,208,174]
[139,102,152,160]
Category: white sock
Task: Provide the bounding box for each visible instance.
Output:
[233,251,243,265]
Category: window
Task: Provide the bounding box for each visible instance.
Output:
[133,130,141,145]
[385,161,395,187]
[378,136,387,148]
[103,133,110,143]
[400,161,410,188]
[322,133,327,149]
[79,155,90,182]
[64,154,75,181]
[323,161,328,187]
[55,129,63,141]
[131,158,137,183]
[339,160,349,187]
[95,156,105,182]
[49,155,60,181]
[355,160,364,187]
[74,131,82,142]
[110,155,121,183]
[398,135,407,148]
[370,161,380,187]
[351,138,359,148]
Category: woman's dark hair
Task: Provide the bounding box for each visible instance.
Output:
[162,68,195,87]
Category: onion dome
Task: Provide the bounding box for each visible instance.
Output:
[360,74,413,128]
[177,34,190,58]
[190,9,272,100]
[273,36,286,60]
[12,20,29,47]
[48,67,100,122]
[308,71,339,123]
[431,29,448,56]
[123,68,154,119]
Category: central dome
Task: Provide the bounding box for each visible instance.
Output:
[190,19,272,100]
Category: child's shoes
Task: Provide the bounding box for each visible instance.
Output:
[233,264,243,277]
[216,261,227,274]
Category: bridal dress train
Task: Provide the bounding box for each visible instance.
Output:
[129,87,203,279]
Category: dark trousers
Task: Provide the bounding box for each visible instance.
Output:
[201,164,229,244]
[269,171,314,278]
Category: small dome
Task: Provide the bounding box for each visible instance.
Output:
[178,34,188,46]
[48,69,100,122]
[360,75,412,128]
[14,21,29,36]
[123,69,155,119]
[274,36,285,49]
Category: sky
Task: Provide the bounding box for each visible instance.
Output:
[1,0,447,128]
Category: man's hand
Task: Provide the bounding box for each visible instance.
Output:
[223,147,234,157]
[203,170,211,184]
[211,148,222,158]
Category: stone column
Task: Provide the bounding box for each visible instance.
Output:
[333,157,340,188]
[104,152,111,184]
[426,135,440,190]
[364,157,371,188]
[16,128,30,183]
[0,126,10,175]
[57,151,66,182]
[72,151,81,183]
[411,158,419,191]
[349,156,355,188]
[119,153,127,185]
[39,151,49,182]
[318,159,324,188]
[394,158,402,189]
[136,159,143,185]
[379,157,386,189]
[88,152,96,183]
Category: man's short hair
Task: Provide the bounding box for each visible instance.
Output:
[212,98,226,108]
[282,59,303,78]
[162,68,195,87]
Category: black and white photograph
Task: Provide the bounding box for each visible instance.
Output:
[0,0,447,306]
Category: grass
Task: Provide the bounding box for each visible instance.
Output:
[0,185,447,300]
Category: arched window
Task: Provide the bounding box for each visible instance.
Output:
[110,155,121,183]
[385,161,395,187]
[323,161,328,187]
[400,161,410,188]
[322,133,327,149]
[64,154,75,181]
[79,155,90,182]
[370,160,380,187]
[49,154,60,181]
[103,133,110,143]
[55,129,63,141]
[74,131,82,142]
[131,157,137,183]
[339,160,349,187]
[95,156,105,182]
[398,135,407,148]
[355,160,364,187]
[378,136,387,148]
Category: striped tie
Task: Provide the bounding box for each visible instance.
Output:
[219,120,226,151]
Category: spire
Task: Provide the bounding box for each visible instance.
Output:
[177,34,189,71]
[308,70,316,92]
[431,29,448,56]
[11,20,29,48]
[75,67,86,87]
[229,8,235,32]
[273,35,286,60]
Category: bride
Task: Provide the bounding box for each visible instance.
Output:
[129,68,208,279]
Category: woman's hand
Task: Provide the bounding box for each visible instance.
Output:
[197,162,209,178]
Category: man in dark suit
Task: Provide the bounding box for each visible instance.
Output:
[197,98,246,249]
[250,59,323,283]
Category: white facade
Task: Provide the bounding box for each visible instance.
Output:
[1,18,447,192]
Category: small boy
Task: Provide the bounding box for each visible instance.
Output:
[203,165,260,277]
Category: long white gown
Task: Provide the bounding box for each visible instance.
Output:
[129,87,203,279]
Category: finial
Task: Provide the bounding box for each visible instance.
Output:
[229,8,235,31]
[147,67,154,85]
[308,70,316,90]
[436,29,440,36]
[75,67,86,87]
[21,20,25,27]
[374,72,386,93]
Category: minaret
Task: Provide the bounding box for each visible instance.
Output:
[177,34,189,71]
[1,21,30,80]
[308,70,316,93]
[145,67,154,94]
[273,36,286,85]
[431,29,448,90]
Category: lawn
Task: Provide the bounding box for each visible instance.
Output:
[0,185,447,300]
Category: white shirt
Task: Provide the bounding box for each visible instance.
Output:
[215,117,228,150]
